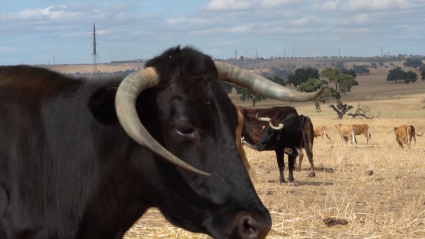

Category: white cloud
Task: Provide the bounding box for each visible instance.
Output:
[293,16,321,26]
[225,24,253,33]
[344,0,413,11]
[311,0,419,12]
[310,1,340,11]
[204,0,252,11]
[0,47,17,52]
[204,0,303,11]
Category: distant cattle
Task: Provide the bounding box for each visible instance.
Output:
[389,125,423,149]
[407,125,424,145]
[297,115,315,174]
[240,106,312,184]
[0,46,325,238]
[313,125,332,143]
[335,124,371,147]
[389,125,411,149]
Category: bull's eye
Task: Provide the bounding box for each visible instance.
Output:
[176,125,195,137]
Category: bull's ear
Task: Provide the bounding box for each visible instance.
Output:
[88,87,118,124]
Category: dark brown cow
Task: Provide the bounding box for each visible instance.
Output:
[239,106,306,184]
[408,125,424,145]
[297,115,315,175]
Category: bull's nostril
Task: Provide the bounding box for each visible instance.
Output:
[243,217,257,237]
[239,216,260,238]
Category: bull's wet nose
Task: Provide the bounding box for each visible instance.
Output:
[238,213,272,239]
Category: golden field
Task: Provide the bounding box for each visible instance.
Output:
[49,60,425,238]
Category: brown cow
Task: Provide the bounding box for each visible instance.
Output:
[313,125,332,143]
[297,115,314,173]
[407,125,424,145]
[335,124,370,147]
[389,125,411,149]
[234,103,256,178]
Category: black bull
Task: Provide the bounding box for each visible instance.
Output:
[240,107,314,184]
[0,46,323,239]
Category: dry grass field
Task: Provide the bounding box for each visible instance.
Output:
[121,63,425,238]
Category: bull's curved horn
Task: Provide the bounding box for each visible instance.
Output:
[115,67,210,176]
[255,113,271,122]
[269,121,284,130]
[387,129,395,132]
[255,113,284,130]
[215,62,324,102]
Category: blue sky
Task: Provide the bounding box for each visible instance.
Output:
[1,0,424,65]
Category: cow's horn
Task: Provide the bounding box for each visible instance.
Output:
[255,113,284,130]
[269,122,284,130]
[115,67,210,176]
[215,62,324,102]
[255,113,271,122]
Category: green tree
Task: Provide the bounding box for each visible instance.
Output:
[219,82,235,93]
[236,86,266,106]
[419,66,425,81]
[287,68,319,87]
[353,65,370,75]
[386,66,405,83]
[321,68,356,93]
[403,58,423,68]
[404,71,417,84]
[297,79,333,112]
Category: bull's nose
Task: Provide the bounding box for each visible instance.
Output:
[238,213,272,239]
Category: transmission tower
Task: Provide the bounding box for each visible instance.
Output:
[92,23,99,74]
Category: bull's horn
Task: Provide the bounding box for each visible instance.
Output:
[255,113,284,130]
[215,62,324,102]
[255,113,271,122]
[115,67,210,176]
[387,129,395,132]
[269,121,284,130]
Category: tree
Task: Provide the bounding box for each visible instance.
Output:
[321,68,356,93]
[287,68,319,87]
[219,82,235,93]
[386,66,405,83]
[403,58,423,68]
[299,68,357,117]
[387,67,417,84]
[270,67,292,78]
[353,65,370,75]
[404,71,417,84]
[298,78,330,112]
[420,66,425,81]
[237,87,266,106]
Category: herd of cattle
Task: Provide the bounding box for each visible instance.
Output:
[0,46,420,239]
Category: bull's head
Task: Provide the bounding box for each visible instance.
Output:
[115,53,323,175]
[112,46,323,238]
